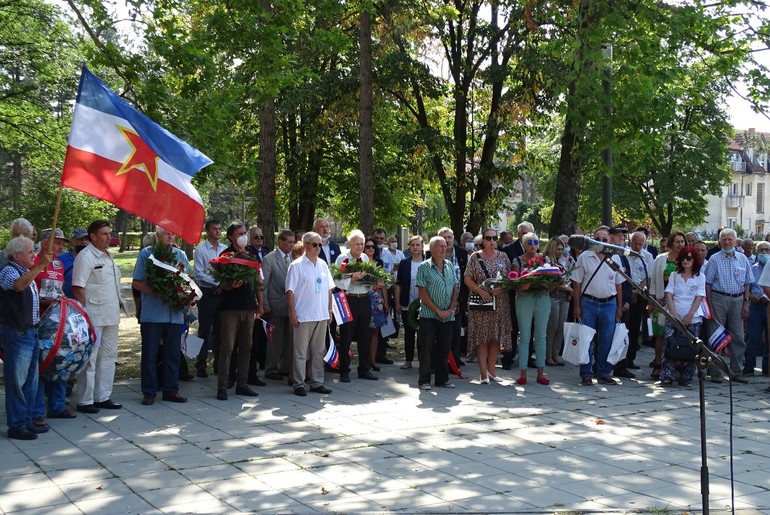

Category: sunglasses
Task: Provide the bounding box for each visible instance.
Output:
[483,235,498,241]
[596,238,609,243]
[306,242,321,248]
[365,245,376,249]
[681,255,693,261]
[526,239,540,246]
[252,235,264,240]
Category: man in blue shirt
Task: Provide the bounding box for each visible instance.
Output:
[132,227,191,405]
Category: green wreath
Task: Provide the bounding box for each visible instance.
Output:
[406,298,420,332]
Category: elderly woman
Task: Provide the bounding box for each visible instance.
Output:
[649,231,687,379]
[0,236,52,440]
[464,228,512,383]
[544,237,574,366]
[511,233,552,385]
[662,246,705,386]
[394,235,425,369]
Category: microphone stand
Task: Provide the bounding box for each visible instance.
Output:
[596,251,732,515]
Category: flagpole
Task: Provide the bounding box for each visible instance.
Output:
[48,182,65,250]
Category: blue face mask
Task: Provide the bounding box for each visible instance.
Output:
[721,247,735,254]
[759,254,769,265]
[563,246,571,256]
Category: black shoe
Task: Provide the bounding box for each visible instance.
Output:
[340,374,351,383]
[8,428,37,440]
[627,362,640,370]
[597,376,619,385]
[375,357,393,365]
[614,369,635,379]
[310,385,332,394]
[370,365,381,372]
[358,372,379,381]
[247,377,266,387]
[141,395,155,406]
[235,385,258,397]
[94,399,123,410]
[76,404,100,414]
[196,369,209,378]
[216,388,228,400]
[293,387,307,397]
[162,392,188,403]
[28,423,50,434]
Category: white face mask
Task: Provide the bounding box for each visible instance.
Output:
[236,234,249,248]
[389,242,398,250]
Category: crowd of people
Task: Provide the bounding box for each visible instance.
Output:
[2,215,769,442]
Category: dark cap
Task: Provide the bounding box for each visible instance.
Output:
[71,227,88,239]
[40,228,68,242]
[609,226,628,235]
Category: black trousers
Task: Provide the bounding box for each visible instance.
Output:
[418,317,452,386]
[339,295,372,376]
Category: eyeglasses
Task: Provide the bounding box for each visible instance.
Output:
[682,255,694,261]
[596,238,609,243]
[365,245,375,249]
[526,239,539,246]
[483,235,498,241]
[306,242,321,248]
[252,235,264,240]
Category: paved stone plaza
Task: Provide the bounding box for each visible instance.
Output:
[1,346,769,514]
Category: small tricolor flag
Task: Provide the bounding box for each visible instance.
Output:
[262,319,274,343]
[323,333,340,369]
[707,321,732,354]
[332,291,354,325]
[61,66,212,244]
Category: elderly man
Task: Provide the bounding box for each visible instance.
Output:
[216,223,264,400]
[622,231,654,370]
[460,232,475,253]
[193,219,227,378]
[742,239,756,264]
[0,218,35,269]
[313,218,341,264]
[72,220,125,413]
[704,228,752,384]
[572,227,626,386]
[132,227,190,405]
[1,236,52,439]
[436,227,468,366]
[416,236,459,390]
[746,241,770,377]
[286,232,335,396]
[262,230,296,381]
[32,229,75,423]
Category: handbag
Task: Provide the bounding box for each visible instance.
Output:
[468,258,495,311]
[665,330,698,362]
[369,289,388,328]
[562,321,595,365]
[606,323,629,365]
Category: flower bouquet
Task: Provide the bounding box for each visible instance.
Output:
[329,258,393,288]
[209,251,262,291]
[496,254,567,292]
[145,242,201,309]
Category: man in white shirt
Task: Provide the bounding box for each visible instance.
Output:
[572,228,625,386]
[286,231,334,396]
[624,231,654,370]
[193,219,227,377]
[72,220,125,413]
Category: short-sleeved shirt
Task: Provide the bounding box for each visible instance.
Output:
[72,243,122,326]
[335,252,372,295]
[133,245,190,324]
[571,251,625,299]
[665,272,706,323]
[285,255,335,323]
[34,253,64,302]
[416,258,457,322]
[704,251,752,294]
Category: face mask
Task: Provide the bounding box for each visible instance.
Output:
[759,254,769,265]
[465,242,474,251]
[721,247,735,254]
[75,244,88,253]
[236,234,249,248]
[563,246,571,256]
[389,242,398,250]
[379,244,386,250]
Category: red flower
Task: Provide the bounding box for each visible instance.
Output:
[340,263,347,271]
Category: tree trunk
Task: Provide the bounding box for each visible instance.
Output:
[358,7,374,235]
[258,99,277,249]
[549,104,581,236]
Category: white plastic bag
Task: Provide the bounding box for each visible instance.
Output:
[607,323,629,365]
[562,322,595,365]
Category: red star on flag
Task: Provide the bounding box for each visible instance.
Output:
[116,126,160,191]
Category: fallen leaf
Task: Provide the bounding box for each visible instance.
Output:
[96,485,104,490]
[164,465,176,471]
[321,487,330,495]
[205,447,211,451]
[595,419,605,425]
[317,452,330,458]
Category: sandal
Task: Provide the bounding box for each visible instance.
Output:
[651,364,661,380]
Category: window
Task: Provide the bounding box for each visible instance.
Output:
[746,183,752,196]
[728,218,738,228]
[731,183,738,196]
[756,221,764,236]
[758,183,765,214]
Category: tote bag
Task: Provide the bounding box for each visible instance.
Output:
[607,323,629,365]
[562,322,595,365]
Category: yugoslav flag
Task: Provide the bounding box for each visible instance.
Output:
[61,66,212,244]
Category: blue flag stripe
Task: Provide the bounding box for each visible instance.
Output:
[75,66,212,177]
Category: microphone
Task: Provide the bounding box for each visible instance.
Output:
[568,235,640,258]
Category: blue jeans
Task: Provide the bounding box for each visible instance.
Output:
[516,292,551,369]
[1,325,39,431]
[744,302,768,374]
[33,377,67,419]
[579,297,616,378]
[140,323,183,395]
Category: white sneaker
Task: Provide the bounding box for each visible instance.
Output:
[489,375,504,383]
[419,383,431,390]
[479,377,490,384]
[438,382,455,388]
